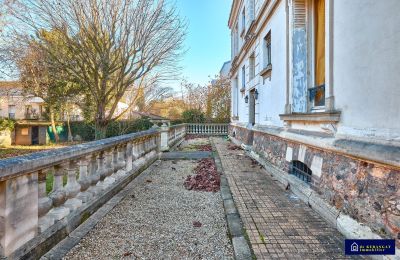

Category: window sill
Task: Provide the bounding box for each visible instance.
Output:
[279,111,341,123]
[260,64,272,78]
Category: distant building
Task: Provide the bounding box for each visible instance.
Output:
[0,81,50,145]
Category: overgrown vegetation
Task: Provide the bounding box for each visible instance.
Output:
[0,118,15,131]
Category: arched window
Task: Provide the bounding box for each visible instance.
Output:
[290,160,312,183]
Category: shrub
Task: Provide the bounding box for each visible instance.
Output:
[0,118,15,131]
[181,109,206,123]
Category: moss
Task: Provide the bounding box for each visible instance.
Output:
[81,212,91,224]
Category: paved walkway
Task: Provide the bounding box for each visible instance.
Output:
[213,138,354,260]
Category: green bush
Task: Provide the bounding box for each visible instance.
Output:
[0,118,15,131]
[181,109,206,123]
[68,118,153,141]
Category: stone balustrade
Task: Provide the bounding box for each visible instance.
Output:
[0,122,229,257]
[0,128,159,257]
[185,123,229,135]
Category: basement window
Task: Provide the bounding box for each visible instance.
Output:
[290,160,312,183]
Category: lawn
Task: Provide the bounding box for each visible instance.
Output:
[0,142,82,160]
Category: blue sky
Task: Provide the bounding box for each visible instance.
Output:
[173,0,232,89]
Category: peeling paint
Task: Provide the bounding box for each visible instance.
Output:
[292,28,307,113]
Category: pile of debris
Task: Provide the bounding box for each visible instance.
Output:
[184,158,220,192]
[185,134,208,140]
[227,144,242,150]
[196,144,213,152]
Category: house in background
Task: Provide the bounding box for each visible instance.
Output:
[229,0,400,246]
[0,81,50,145]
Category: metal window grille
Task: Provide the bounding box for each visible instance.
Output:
[290,160,312,183]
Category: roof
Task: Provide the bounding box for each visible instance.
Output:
[0,81,21,88]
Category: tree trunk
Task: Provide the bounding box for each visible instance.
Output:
[94,120,107,140]
[66,108,73,142]
[95,103,107,140]
[49,108,60,143]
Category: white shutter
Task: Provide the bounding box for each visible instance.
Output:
[293,0,306,28]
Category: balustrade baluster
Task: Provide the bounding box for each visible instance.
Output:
[88,153,101,196]
[48,164,70,220]
[38,169,54,233]
[76,156,93,203]
[64,160,82,211]
[126,142,133,172]
[103,149,116,186]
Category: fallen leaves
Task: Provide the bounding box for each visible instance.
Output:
[192,221,202,228]
[227,144,241,151]
[184,158,220,192]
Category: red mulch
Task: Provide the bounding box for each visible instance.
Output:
[185,134,208,140]
[227,144,241,151]
[196,144,213,152]
[184,158,220,192]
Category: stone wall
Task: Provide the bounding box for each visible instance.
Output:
[231,125,400,245]
[228,125,253,146]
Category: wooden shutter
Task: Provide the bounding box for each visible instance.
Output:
[293,0,306,28]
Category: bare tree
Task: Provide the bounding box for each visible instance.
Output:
[8,0,186,139]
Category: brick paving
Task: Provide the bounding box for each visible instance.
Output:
[213,138,358,260]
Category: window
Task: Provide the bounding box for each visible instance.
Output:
[249,53,255,80]
[241,8,246,35]
[263,32,272,68]
[241,66,246,90]
[311,0,326,107]
[290,160,312,183]
[8,105,15,119]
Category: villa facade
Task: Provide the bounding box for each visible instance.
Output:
[228,0,400,246]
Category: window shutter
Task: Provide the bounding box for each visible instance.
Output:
[293,0,306,28]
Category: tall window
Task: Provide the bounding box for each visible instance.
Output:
[241,8,246,34]
[263,32,272,68]
[241,65,246,89]
[249,53,255,80]
[312,0,325,107]
[8,105,15,119]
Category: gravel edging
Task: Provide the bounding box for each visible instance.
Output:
[210,138,253,260]
[40,160,161,260]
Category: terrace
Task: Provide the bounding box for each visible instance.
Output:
[0,123,349,259]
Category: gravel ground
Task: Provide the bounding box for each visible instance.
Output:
[64,152,233,259]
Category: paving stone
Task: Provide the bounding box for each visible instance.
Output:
[212,137,361,259]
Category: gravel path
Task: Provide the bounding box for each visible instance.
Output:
[64,158,233,259]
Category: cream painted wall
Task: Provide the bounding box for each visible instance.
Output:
[333,0,400,141]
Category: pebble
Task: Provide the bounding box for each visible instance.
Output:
[64,138,233,260]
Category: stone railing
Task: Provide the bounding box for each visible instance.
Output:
[186,123,229,135]
[168,124,186,147]
[0,122,230,257]
[0,128,160,257]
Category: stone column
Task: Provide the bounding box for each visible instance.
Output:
[0,172,38,256]
[160,123,170,152]
[125,142,133,172]
[88,153,101,196]
[96,152,108,190]
[48,164,70,220]
[38,169,54,233]
[103,150,116,187]
[76,157,93,203]
[64,160,82,211]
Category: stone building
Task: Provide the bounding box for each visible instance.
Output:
[228,0,400,246]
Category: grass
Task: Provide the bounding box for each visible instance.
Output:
[45,173,68,194]
[0,142,82,160]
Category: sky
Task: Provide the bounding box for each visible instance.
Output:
[173,0,232,90]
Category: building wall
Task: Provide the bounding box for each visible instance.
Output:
[229,0,400,247]
[15,126,32,145]
[333,0,400,141]
[0,95,43,120]
[231,0,287,128]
